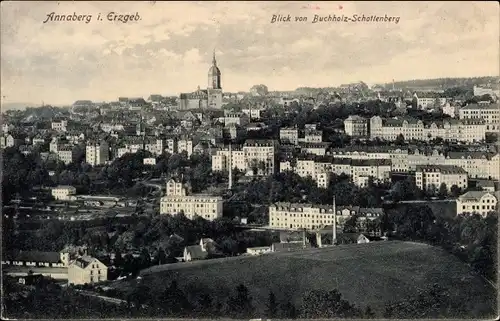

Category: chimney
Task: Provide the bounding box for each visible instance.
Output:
[332,196,337,245]
[228,143,233,190]
[302,229,306,247]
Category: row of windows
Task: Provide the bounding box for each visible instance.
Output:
[462,205,496,210]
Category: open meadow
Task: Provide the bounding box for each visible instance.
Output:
[111,241,496,317]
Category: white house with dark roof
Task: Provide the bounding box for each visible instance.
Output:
[2,250,70,268]
[183,239,218,262]
[456,191,499,217]
[68,256,108,285]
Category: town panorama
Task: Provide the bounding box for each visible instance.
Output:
[1,2,499,320]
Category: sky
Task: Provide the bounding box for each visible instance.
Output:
[1,1,499,106]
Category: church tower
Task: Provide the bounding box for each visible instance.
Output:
[207,49,223,108]
[208,50,221,90]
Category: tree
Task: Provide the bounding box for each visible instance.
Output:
[300,289,360,318]
[265,291,278,318]
[225,284,254,318]
[343,215,359,233]
[364,306,376,318]
[159,280,192,316]
[395,133,405,145]
[450,184,461,198]
[438,183,448,199]
[280,300,299,319]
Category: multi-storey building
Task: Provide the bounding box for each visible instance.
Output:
[211,145,246,172]
[223,112,250,127]
[299,142,330,156]
[473,86,499,98]
[269,203,336,230]
[177,139,193,157]
[344,115,368,137]
[57,145,78,164]
[86,141,109,166]
[329,146,408,172]
[302,129,323,143]
[415,165,468,192]
[281,155,391,188]
[51,119,68,132]
[459,103,499,133]
[350,159,392,187]
[160,179,223,221]
[242,139,277,175]
[370,116,486,143]
[68,256,108,285]
[456,191,499,217]
[52,185,77,201]
[280,127,299,145]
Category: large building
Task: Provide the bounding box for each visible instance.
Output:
[280,155,391,188]
[86,141,109,166]
[52,185,77,201]
[68,256,108,285]
[344,115,368,137]
[280,127,299,145]
[160,179,223,221]
[370,116,486,143]
[242,139,278,175]
[269,203,336,230]
[415,165,468,192]
[179,51,223,110]
[456,191,499,217]
[459,103,499,134]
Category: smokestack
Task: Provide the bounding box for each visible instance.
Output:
[302,228,306,248]
[392,79,395,91]
[228,143,233,190]
[332,196,337,245]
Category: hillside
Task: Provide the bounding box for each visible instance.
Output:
[381,77,499,90]
[113,241,496,318]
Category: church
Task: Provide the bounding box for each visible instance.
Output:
[179,51,223,110]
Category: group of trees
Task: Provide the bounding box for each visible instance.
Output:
[122,281,374,319]
[230,172,386,221]
[2,276,130,319]
[4,212,278,278]
[386,204,497,281]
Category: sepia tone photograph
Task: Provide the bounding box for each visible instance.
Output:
[1,1,499,320]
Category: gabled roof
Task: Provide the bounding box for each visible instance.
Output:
[458,191,500,201]
[14,251,61,263]
[184,245,208,260]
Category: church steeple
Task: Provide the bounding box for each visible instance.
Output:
[208,49,221,90]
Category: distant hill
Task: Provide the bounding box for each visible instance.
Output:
[1,102,35,111]
[380,77,499,90]
[113,241,496,318]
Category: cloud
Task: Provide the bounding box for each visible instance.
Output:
[1,1,498,105]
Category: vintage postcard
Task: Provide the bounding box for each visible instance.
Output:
[1,1,499,320]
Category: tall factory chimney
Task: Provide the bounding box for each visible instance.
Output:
[332,195,337,245]
[228,143,233,190]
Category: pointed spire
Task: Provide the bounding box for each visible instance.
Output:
[212,49,217,66]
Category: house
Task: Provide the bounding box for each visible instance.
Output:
[68,256,108,285]
[246,246,272,255]
[456,191,499,217]
[336,233,384,244]
[183,238,219,262]
[183,245,208,262]
[271,242,310,252]
[51,185,77,201]
[2,251,70,267]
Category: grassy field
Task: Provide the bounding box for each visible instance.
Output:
[111,241,496,317]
